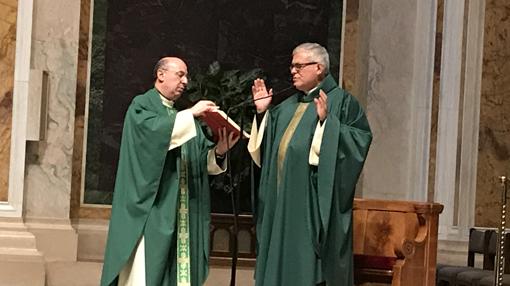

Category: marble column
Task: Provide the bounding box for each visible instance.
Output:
[354,0,486,265]
[434,0,466,238]
[435,0,486,264]
[22,0,81,262]
[434,0,486,241]
[357,0,437,201]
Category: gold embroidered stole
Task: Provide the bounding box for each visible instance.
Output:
[277,102,310,185]
[177,147,191,286]
[165,106,191,286]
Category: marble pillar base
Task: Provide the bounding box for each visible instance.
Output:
[436,239,471,267]
[0,219,45,286]
[25,218,78,261]
[46,261,102,286]
[74,218,108,261]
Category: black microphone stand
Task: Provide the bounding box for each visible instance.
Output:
[224,103,247,286]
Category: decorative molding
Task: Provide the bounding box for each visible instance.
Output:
[435,0,486,240]
[25,218,78,262]
[0,218,45,285]
[408,0,438,202]
[209,213,256,267]
[456,0,486,234]
[26,69,49,141]
[435,0,466,238]
[1,0,34,217]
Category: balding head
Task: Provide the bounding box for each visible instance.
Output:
[153,57,186,80]
[154,57,188,100]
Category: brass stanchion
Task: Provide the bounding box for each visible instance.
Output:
[495,176,508,286]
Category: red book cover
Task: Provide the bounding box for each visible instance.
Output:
[201,110,249,142]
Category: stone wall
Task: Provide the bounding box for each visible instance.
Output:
[475,0,510,227]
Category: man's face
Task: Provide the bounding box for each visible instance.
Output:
[157,59,189,100]
[290,52,322,92]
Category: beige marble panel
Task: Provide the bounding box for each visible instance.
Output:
[0,0,17,202]
[475,0,510,227]
[359,0,423,199]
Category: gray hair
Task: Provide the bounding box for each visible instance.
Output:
[292,43,330,73]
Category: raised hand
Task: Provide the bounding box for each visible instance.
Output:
[314,89,328,122]
[252,78,273,113]
[190,100,218,117]
[215,127,240,156]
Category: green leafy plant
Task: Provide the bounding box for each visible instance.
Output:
[186,61,264,131]
[185,61,264,214]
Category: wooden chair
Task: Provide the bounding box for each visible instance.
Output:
[437,228,493,286]
[352,198,444,286]
[458,231,510,286]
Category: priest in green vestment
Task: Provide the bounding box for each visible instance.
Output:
[100,57,239,286]
[248,43,372,285]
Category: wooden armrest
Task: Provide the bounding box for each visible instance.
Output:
[354,199,444,215]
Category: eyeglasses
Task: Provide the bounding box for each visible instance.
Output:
[289,62,318,72]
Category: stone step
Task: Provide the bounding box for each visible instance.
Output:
[0,247,43,262]
[46,261,102,286]
[44,261,255,286]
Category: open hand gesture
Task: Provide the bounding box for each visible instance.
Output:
[314,90,328,122]
[252,78,273,113]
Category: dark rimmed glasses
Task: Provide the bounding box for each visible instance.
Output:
[289,62,318,72]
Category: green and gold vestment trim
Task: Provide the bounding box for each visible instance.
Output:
[165,106,191,286]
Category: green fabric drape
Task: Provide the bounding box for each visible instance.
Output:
[101,88,214,286]
[254,75,372,286]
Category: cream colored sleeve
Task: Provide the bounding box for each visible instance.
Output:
[308,119,327,166]
[169,110,197,150]
[206,148,227,175]
[247,113,268,167]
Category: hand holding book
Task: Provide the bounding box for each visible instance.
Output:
[189,100,218,117]
[214,126,240,156]
[200,110,249,143]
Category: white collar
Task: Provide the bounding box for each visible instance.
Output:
[159,93,174,108]
[306,85,320,95]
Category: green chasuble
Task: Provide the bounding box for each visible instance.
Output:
[254,75,372,286]
[101,88,214,286]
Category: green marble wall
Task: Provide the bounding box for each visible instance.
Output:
[84,0,344,210]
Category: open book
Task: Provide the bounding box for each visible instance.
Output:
[201,110,250,142]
